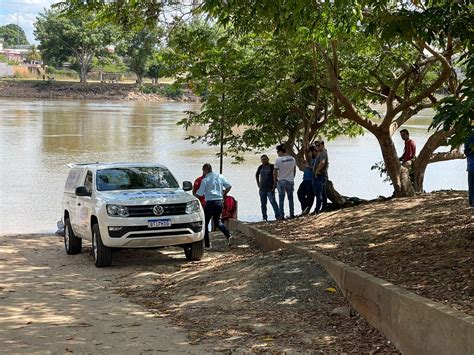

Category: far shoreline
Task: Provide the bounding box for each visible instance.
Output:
[0,79,198,103]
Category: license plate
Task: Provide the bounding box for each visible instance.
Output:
[148,219,171,228]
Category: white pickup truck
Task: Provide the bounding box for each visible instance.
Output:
[62,163,204,267]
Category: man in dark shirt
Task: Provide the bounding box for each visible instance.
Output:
[256,154,279,221]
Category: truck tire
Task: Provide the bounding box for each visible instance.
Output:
[184,240,204,261]
[92,224,112,267]
[64,218,82,255]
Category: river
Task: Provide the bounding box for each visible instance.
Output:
[0,99,467,234]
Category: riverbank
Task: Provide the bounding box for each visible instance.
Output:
[0,80,198,102]
[257,190,473,316]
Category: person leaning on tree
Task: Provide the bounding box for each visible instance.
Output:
[312,140,329,215]
[399,129,416,166]
[299,145,317,216]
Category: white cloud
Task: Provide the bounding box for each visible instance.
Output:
[0,0,58,44]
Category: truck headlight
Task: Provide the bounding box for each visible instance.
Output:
[185,200,201,214]
[106,204,129,217]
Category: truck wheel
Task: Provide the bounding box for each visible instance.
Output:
[184,240,204,261]
[64,218,82,255]
[92,224,112,267]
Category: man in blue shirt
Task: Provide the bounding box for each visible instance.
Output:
[464,131,474,213]
[196,163,233,248]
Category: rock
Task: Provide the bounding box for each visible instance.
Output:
[331,306,351,317]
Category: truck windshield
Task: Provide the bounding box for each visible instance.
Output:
[96,167,179,191]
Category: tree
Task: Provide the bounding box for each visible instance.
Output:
[146,49,170,84]
[168,21,361,205]
[26,45,41,63]
[0,24,29,47]
[117,26,163,84]
[53,0,472,196]
[34,10,116,84]
[202,0,472,197]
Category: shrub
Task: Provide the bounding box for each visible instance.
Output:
[138,84,183,98]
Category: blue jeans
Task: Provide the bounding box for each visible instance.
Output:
[277,180,295,218]
[469,171,474,207]
[312,175,327,214]
[259,190,280,220]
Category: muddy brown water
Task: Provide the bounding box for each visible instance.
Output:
[0,99,467,234]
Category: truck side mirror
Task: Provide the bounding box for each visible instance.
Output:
[182,181,193,191]
[75,186,91,197]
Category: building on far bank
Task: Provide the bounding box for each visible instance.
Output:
[0,39,44,78]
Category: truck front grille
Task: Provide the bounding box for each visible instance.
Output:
[126,203,187,217]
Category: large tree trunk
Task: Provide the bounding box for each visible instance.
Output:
[79,70,87,85]
[326,180,347,207]
[412,129,463,192]
[377,133,415,197]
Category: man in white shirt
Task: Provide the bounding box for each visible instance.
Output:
[273,144,296,219]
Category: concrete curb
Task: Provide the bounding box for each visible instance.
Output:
[229,219,474,355]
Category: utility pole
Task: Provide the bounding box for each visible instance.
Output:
[16,11,20,46]
[219,76,225,174]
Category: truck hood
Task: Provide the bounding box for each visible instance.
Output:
[96,189,195,205]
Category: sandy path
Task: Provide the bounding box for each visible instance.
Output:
[0,234,208,354]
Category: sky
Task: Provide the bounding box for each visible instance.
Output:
[0,0,57,44]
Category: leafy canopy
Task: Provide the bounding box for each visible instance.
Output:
[34,9,117,82]
[0,24,29,47]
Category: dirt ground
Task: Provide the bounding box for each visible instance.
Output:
[0,234,209,353]
[259,190,473,316]
[0,233,397,353]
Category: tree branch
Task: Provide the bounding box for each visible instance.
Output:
[391,42,452,118]
[315,42,377,133]
[429,149,465,164]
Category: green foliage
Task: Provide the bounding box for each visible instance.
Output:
[116,26,164,83]
[26,45,41,62]
[32,81,54,89]
[54,0,166,32]
[34,9,117,83]
[167,21,363,163]
[92,55,128,73]
[146,49,171,81]
[0,54,19,65]
[46,67,78,79]
[0,24,29,47]
[430,50,474,148]
[138,84,183,99]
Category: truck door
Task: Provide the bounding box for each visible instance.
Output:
[64,168,82,234]
[75,170,93,238]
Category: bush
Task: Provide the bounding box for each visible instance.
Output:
[32,81,54,89]
[13,66,31,78]
[138,84,183,98]
[0,54,20,66]
[46,67,78,79]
